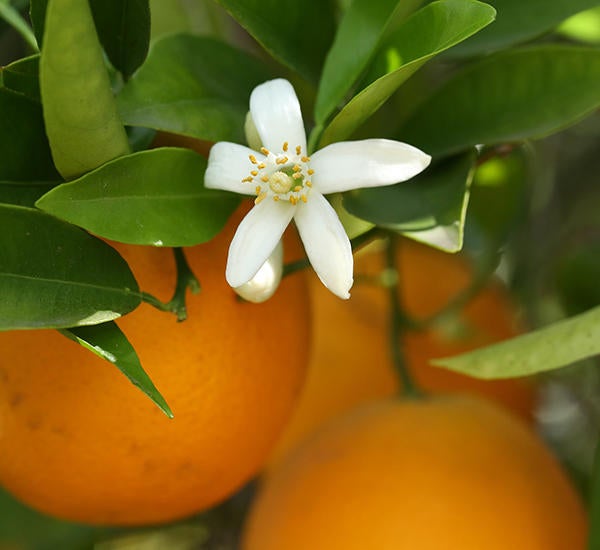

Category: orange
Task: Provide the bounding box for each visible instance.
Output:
[268,238,536,467]
[244,395,587,550]
[0,208,310,525]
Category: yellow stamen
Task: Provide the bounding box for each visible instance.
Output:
[296,145,301,155]
[258,163,266,169]
[273,195,280,202]
[301,194,308,203]
[294,186,302,192]
[301,156,310,162]
[255,185,262,194]
[261,147,270,156]
[289,196,298,205]
[255,192,267,204]
[305,181,312,187]
[249,154,258,164]
[293,165,301,172]
[308,169,314,175]
[276,156,289,165]
[241,176,253,183]
[292,172,303,179]
[251,170,258,176]
[261,176,269,182]
[283,141,289,152]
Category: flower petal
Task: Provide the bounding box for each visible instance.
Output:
[234,241,283,303]
[204,142,265,195]
[294,192,353,299]
[226,198,295,287]
[249,79,307,153]
[310,139,431,194]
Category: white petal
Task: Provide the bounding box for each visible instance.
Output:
[204,142,265,195]
[226,198,295,287]
[294,192,353,300]
[249,79,307,154]
[310,139,431,194]
[234,241,283,303]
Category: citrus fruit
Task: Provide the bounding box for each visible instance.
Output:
[268,237,536,468]
[0,209,310,525]
[244,396,587,550]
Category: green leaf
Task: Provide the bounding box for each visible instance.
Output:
[0,88,59,181]
[0,205,140,330]
[0,180,58,206]
[214,0,335,82]
[36,148,240,247]
[0,0,38,50]
[1,54,40,102]
[60,322,173,418]
[400,45,600,157]
[29,0,48,46]
[315,0,423,126]
[89,0,150,79]
[344,152,475,252]
[40,0,130,179]
[556,243,600,317]
[117,34,272,143]
[432,305,600,379]
[319,0,496,146]
[559,6,600,45]
[449,0,600,57]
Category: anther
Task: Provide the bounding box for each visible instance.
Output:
[296,145,301,155]
[292,172,303,179]
[308,169,314,175]
[251,170,258,176]
[293,165,301,172]
[305,181,312,187]
[294,186,302,192]
[301,194,308,203]
[260,147,270,156]
[255,192,267,204]
[283,141,289,152]
[255,185,262,194]
[249,154,258,164]
[273,196,280,202]
[276,156,289,165]
[257,163,266,169]
[241,176,253,183]
[289,196,298,205]
[261,176,269,182]
[301,156,310,162]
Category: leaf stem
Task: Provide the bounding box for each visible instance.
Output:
[386,234,423,399]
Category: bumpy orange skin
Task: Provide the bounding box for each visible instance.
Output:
[268,238,536,468]
[0,211,310,525]
[244,396,587,550]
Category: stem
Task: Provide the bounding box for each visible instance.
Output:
[282,227,381,278]
[386,234,423,399]
[141,248,200,321]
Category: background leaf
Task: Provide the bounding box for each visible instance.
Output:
[449,0,600,57]
[29,0,47,46]
[214,0,335,82]
[344,152,475,252]
[89,0,150,79]
[0,180,57,207]
[60,322,173,418]
[400,45,600,157]
[0,0,38,50]
[0,205,140,330]
[319,0,496,146]
[1,54,40,102]
[36,148,240,247]
[117,34,272,143]
[40,0,130,178]
[432,305,600,378]
[0,88,58,181]
[314,0,423,127]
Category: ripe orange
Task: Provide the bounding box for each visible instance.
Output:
[268,237,536,467]
[0,208,310,525]
[244,396,587,550]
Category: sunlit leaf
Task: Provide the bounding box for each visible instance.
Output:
[40,0,130,178]
[117,34,272,143]
[0,205,140,330]
[432,305,600,378]
[36,148,240,247]
[320,0,496,146]
[400,45,600,157]
[61,322,173,418]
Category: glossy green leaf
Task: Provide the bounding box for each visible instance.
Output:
[0,88,58,181]
[0,0,38,49]
[449,0,600,57]
[400,45,600,157]
[432,305,600,379]
[40,0,130,179]
[61,322,173,418]
[117,34,272,143]
[214,0,335,82]
[1,54,40,102]
[559,6,600,45]
[344,152,475,252]
[89,0,150,79]
[29,0,48,46]
[320,0,496,146]
[0,205,140,330]
[36,148,240,247]
[0,180,57,206]
[315,0,423,126]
